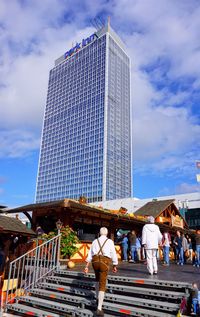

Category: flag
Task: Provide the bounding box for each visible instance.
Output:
[196,161,200,169]
[196,174,200,182]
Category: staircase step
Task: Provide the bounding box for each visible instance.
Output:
[35,284,179,313]
[38,281,95,298]
[7,303,60,317]
[55,269,192,291]
[46,275,95,288]
[7,295,178,317]
[103,301,176,317]
[30,288,95,307]
[18,295,94,316]
[45,276,187,300]
[107,282,187,300]
[105,293,179,312]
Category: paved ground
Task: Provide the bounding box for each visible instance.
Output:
[73,260,200,285]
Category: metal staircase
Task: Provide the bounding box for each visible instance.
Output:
[3,236,192,316]
[5,269,191,316]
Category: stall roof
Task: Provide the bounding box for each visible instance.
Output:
[5,198,130,215]
[5,199,148,227]
[135,199,176,218]
[5,199,192,235]
[134,199,189,230]
[0,215,35,236]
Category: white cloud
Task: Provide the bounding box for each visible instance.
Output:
[0,19,94,129]
[133,93,200,176]
[0,130,40,158]
[175,182,200,195]
[116,0,200,179]
[115,0,200,77]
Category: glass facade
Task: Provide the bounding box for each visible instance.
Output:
[106,36,131,200]
[35,25,131,203]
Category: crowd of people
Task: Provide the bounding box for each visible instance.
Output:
[120,220,200,269]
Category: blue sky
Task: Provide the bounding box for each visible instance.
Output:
[0,0,200,207]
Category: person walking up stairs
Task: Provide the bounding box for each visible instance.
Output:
[84,227,118,316]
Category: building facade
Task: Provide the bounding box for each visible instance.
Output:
[35,23,132,203]
[185,208,200,230]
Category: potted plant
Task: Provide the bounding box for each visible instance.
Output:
[42,225,79,259]
[60,225,79,258]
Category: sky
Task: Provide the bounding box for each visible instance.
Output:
[0,0,200,207]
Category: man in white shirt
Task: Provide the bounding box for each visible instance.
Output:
[142,216,162,275]
[84,227,118,316]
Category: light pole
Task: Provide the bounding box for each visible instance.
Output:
[56,219,63,268]
[178,200,188,220]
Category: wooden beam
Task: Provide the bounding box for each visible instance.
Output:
[23,211,33,227]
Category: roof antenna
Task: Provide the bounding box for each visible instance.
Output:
[94,17,102,29]
[97,17,104,28]
[90,19,99,31]
[107,16,110,32]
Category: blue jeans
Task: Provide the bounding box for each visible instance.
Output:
[130,245,136,261]
[192,298,198,314]
[175,247,179,261]
[178,247,184,264]
[196,245,200,266]
[122,244,128,261]
[163,246,170,264]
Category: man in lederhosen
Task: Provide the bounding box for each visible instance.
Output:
[84,227,118,316]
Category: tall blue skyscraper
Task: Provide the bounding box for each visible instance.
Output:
[35,22,132,203]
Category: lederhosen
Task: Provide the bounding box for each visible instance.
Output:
[92,238,111,292]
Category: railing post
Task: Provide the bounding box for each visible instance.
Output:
[0,275,2,317]
[6,262,12,307]
[32,245,39,288]
[56,219,62,269]
[57,232,61,269]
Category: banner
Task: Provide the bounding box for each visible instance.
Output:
[171,214,183,229]
[196,174,200,182]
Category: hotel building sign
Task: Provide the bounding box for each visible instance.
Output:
[64,33,98,59]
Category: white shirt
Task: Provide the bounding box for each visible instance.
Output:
[86,235,118,265]
[163,233,170,247]
[142,223,162,249]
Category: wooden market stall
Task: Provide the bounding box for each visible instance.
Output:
[0,214,36,284]
[5,199,144,261]
[134,199,189,232]
[5,198,192,262]
[134,199,192,260]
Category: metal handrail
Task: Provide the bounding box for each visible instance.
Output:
[4,233,61,310]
